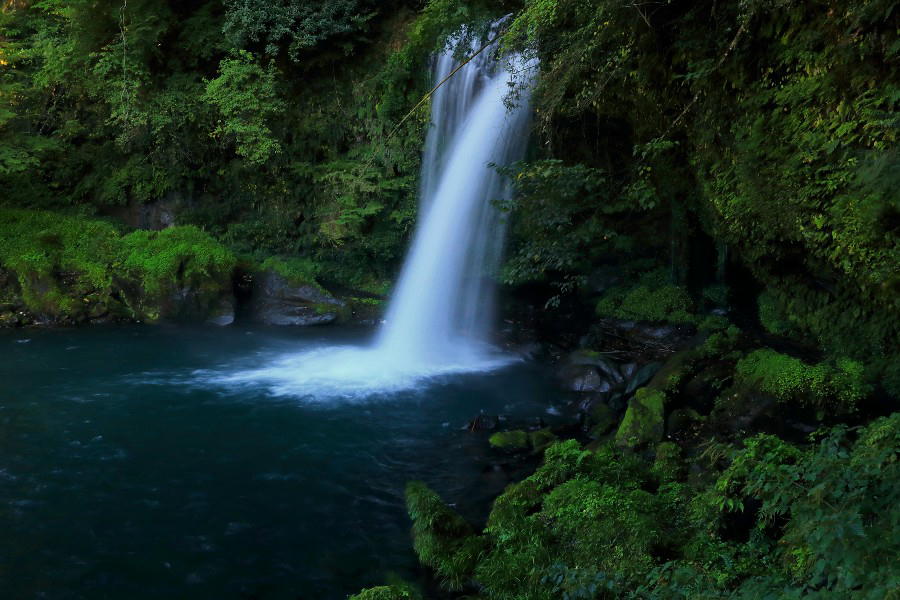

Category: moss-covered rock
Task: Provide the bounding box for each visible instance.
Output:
[251,259,345,326]
[616,388,666,449]
[348,585,418,600]
[405,481,483,591]
[119,226,236,322]
[0,211,237,325]
[489,430,529,450]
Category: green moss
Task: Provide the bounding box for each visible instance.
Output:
[405,481,483,591]
[616,388,666,449]
[0,210,121,316]
[121,226,235,296]
[735,349,872,412]
[259,256,321,287]
[488,430,529,450]
[348,585,418,600]
[596,269,697,325]
[652,442,684,483]
[697,314,731,333]
[757,291,792,336]
[118,226,235,321]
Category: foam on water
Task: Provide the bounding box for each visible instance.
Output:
[208,344,519,399]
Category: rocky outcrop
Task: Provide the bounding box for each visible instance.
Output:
[251,269,346,326]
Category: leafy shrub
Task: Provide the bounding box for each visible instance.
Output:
[202,50,285,165]
[710,415,900,599]
[596,269,696,325]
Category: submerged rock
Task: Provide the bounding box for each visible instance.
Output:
[467,414,500,432]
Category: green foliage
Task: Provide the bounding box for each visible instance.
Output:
[497,160,617,291]
[348,583,419,600]
[405,481,483,591]
[710,415,900,599]
[596,269,697,325]
[202,50,285,165]
[120,226,236,299]
[395,418,900,600]
[0,210,235,321]
[259,255,321,286]
[495,0,900,396]
[757,290,792,336]
[222,0,376,61]
[734,349,872,412]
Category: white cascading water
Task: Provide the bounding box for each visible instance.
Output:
[217,33,537,397]
[377,34,536,365]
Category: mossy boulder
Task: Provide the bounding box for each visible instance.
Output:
[251,257,345,326]
[118,226,237,323]
[349,585,417,600]
[490,429,558,452]
[616,388,666,449]
[489,430,529,450]
[0,211,237,325]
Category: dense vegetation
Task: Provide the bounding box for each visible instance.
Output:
[1,0,898,597]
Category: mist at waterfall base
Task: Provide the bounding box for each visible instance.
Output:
[217,43,537,399]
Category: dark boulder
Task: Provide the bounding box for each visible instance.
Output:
[251,270,345,326]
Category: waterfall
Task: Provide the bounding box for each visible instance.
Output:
[222,34,536,398]
[376,35,537,366]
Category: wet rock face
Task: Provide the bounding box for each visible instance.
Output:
[206,296,236,327]
[251,270,345,326]
[560,364,612,393]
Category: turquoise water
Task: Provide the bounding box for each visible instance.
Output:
[0,325,561,599]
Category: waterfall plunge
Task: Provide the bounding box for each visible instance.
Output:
[220,38,537,398]
[377,38,536,365]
